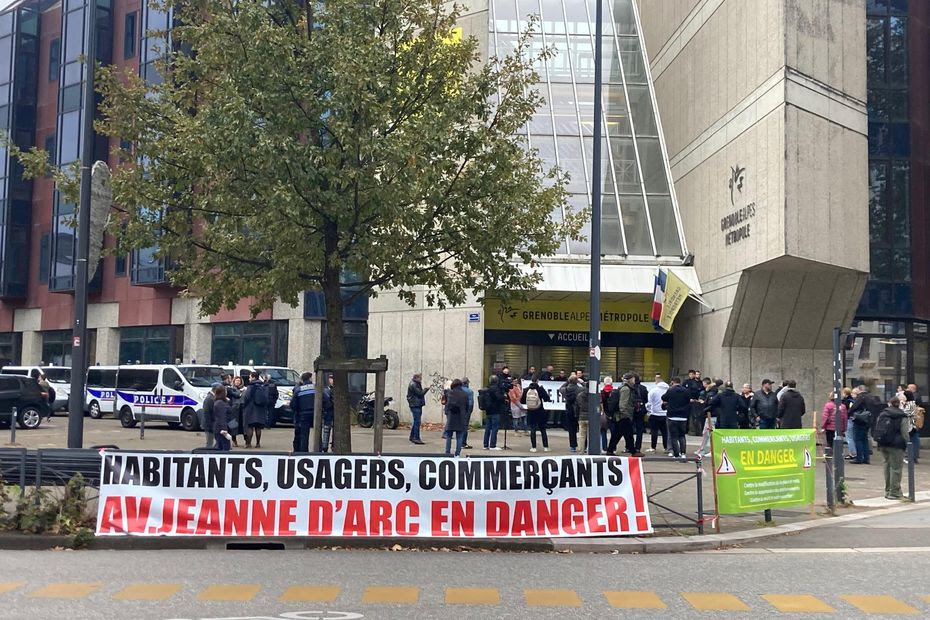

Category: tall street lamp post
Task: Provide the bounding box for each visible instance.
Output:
[587,0,604,455]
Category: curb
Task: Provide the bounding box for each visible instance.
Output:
[0,499,922,554]
[553,499,927,554]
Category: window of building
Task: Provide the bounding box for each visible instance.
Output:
[41,330,72,366]
[0,332,22,367]
[39,232,50,283]
[119,326,181,364]
[48,37,59,82]
[211,321,288,366]
[124,12,137,59]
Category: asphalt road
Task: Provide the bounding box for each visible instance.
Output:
[3,506,930,619]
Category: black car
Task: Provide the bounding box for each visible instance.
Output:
[0,374,51,430]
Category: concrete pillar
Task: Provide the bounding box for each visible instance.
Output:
[287,318,321,372]
[20,331,41,365]
[94,327,120,365]
[183,323,212,364]
[13,308,42,364]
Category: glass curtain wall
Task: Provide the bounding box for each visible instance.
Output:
[490,0,685,258]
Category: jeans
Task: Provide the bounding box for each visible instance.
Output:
[668,419,688,457]
[444,430,465,456]
[483,413,500,448]
[633,413,646,452]
[759,418,776,430]
[910,429,920,463]
[649,415,668,450]
[880,446,904,498]
[292,412,313,453]
[204,430,215,449]
[528,409,548,449]
[846,422,858,458]
[214,433,231,451]
[409,406,423,441]
[698,417,716,456]
[853,423,870,463]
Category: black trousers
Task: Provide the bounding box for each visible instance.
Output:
[649,415,668,450]
[607,418,635,454]
[668,419,688,457]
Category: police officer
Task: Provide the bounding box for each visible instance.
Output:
[291,372,316,453]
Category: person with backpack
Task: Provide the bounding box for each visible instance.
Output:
[560,373,580,453]
[606,373,638,456]
[242,371,269,449]
[520,376,551,452]
[873,397,910,499]
[480,375,504,450]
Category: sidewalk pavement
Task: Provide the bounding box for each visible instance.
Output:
[6,416,929,543]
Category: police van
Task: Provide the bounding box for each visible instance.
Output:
[223,364,300,426]
[85,366,119,418]
[115,364,226,431]
[0,365,71,412]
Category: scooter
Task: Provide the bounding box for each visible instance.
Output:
[356,392,400,429]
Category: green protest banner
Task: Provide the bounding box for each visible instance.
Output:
[711,429,816,514]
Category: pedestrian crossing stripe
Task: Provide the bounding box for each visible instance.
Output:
[803,447,812,469]
[716,449,736,475]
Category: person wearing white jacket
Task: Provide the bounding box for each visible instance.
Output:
[646,376,670,454]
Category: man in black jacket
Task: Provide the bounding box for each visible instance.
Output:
[848,386,883,464]
[406,373,428,445]
[750,379,779,429]
[706,381,748,429]
[683,371,703,435]
[776,379,807,429]
[290,372,316,453]
[662,377,691,459]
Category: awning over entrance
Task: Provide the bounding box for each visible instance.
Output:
[514,263,703,300]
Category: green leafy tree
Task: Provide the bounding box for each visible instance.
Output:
[37,0,583,453]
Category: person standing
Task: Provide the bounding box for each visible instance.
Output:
[683,371,703,435]
[706,381,747,430]
[521,366,536,381]
[905,386,922,464]
[444,379,469,457]
[776,380,806,429]
[848,386,877,464]
[646,375,669,453]
[750,379,778,430]
[821,392,847,450]
[561,373,580,453]
[212,385,233,452]
[482,375,503,451]
[242,371,268,449]
[508,377,525,434]
[201,384,218,449]
[406,373,428,445]
[843,386,858,461]
[290,372,315,453]
[320,375,335,452]
[460,378,475,450]
[539,365,555,382]
[521,375,551,452]
[606,373,638,456]
[873,397,910,499]
[663,377,691,459]
[632,374,649,453]
[739,383,755,428]
[228,375,244,447]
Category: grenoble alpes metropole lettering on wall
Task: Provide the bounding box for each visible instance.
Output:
[96,453,653,538]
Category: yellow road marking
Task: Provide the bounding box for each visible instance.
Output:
[362,586,419,604]
[763,594,835,613]
[524,589,582,607]
[842,595,919,615]
[683,592,750,611]
[279,586,342,602]
[113,583,182,601]
[29,583,101,599]
[604,591,667,609]
[0,583,24,596]
[445,588,500,605]
[197,584,261,601]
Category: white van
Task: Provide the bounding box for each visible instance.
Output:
[85,366,119,418]
[115,364,226,431]
[223,365,300,426]
[0,365,71,412]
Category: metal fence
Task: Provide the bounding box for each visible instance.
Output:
[0,448,708,535]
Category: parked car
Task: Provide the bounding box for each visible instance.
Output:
[115,364,225,431]
[0,365,71,412]
[85,366,119,419]
[0,373,52,429]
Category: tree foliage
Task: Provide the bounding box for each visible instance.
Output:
[82,0,581,452]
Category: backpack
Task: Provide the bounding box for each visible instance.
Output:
[916,407,925,430]
[252,383,269,407]
[873,411,904,448]
[47,385,56,405]
[525,388,541,410]
[477,388,491,412]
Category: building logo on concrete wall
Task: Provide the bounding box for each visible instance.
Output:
[722,164,756,246]
[728,165,745,206]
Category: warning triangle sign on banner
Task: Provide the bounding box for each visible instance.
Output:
[803,447,812,469]
[716,449,737,475]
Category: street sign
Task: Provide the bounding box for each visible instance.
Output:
[73,336,81,347]
[712,429,816,514]
[468,312,480,322]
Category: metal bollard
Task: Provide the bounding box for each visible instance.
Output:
[833,435,845,505]
[9,406,16,444]
[824,449,835,515]
[908,440,916,502]
[140,406,146,440]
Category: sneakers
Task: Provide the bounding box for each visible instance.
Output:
[529,448,538,453]
[645,448,656,453]
[543,447,550,453]
[490,447,503,451]
[570,447,578,454]
[667,451,675,457]
[462,444,473,450]
[483,446,490,450]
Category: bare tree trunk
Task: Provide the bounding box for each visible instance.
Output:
[322,231,351,454]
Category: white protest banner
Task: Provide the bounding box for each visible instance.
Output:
[96,453,652,538]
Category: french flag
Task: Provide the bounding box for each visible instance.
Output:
[651,269,666,332]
